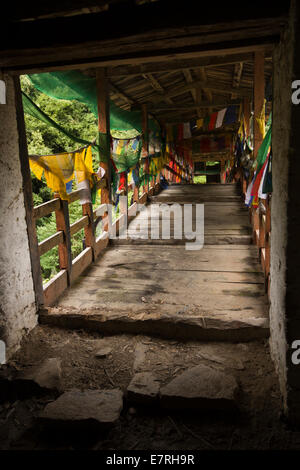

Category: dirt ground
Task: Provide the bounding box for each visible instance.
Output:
[1,324,300,450]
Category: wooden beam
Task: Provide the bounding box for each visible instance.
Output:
[13,76,44,306]
[106,53,256,77]
[142,73,174,108]
[1,2,284,72]
[6,41,275,75]
[142,73,164,92]
[183,69,196,102]
[232,62,244,88]
[109,81,135,107]
[149,78,251,104]
[231,62,244,99]
[254,51,265,157]
[182,68,203,119]
[144,101,241,112]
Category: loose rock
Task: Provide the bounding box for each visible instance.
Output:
[160,364,239,411]
[40,389,123,429]
[19,358,62,393]
[95,347,112,358]
[133,343,147,372]
[127,372,160,405]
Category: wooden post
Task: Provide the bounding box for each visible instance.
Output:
[242,98,250,194]
[122,172,128,234]
[133,171,139,203]
[96,68,111,232]
[55,197,72,284]
[13,76,44,306]
[141,104,148,195]
[220,159,226,184]
[82,202,96,260]
[243,98,250,140]
[252,53,265,244]
[254,52,265,158]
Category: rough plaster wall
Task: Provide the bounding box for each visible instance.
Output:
[270,24,293,412]
[285,1,300,420]
[0,74,37,358]
[270,0,300,421]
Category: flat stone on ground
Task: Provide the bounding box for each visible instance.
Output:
[160,364,239,411]
[127,372,160,405]
[19,358,62,393]
[196,346,245,370]
[95,347,112,358]
[133,343,147,372]
[40,389,123,428]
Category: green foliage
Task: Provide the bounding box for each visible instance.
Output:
[20,76,100,283]
[194,175,207,184]
[21,76,98,155]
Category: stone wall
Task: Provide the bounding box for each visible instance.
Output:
[0,74,38,358]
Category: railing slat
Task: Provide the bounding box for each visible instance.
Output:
[33,198,60,219]
[38,231,64,256]
[70,215,89,237]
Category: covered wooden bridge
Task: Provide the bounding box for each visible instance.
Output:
[1,0,300,449]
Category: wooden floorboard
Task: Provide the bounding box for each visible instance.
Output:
[54,183,268,335]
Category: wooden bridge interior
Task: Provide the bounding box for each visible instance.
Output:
[0,0,296,450]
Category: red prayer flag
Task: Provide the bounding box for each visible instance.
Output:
[208,112,218,130]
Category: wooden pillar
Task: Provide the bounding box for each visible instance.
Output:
[243,97,251,140]
[133,171,139,203]
[141,104,148,194]
[13,76,44,306]
[241,99,248,195]
[96,68,111,231]
[82,202,96,260]
[220,159,226,184]
[251,53,265,239]
[55,198,72,284]
[254,52,265,158]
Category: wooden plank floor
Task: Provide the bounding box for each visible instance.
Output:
[55,183,269,333]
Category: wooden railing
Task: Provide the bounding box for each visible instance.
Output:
[241,178,271,296]
[34,177,161,306]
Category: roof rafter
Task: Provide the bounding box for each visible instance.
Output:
[231,62,244,99]
[148,78,251,104]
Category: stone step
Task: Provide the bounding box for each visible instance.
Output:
[39,307,269,343]
[110,234,252,246]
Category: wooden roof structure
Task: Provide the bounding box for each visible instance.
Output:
[102,55,273,123]
[1,0,289,148]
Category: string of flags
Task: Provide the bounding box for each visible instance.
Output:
[166,105,240,141]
